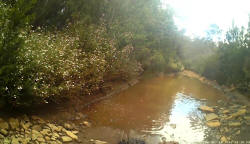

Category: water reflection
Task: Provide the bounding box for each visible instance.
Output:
[149,92,206,143]
[83,75,227,143]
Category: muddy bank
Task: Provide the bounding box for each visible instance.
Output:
[180,70,250,104]
[0,77,142,144]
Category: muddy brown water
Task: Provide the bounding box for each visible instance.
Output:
[82,75,234,144]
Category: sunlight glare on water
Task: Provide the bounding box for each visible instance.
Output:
[83,75,228,143]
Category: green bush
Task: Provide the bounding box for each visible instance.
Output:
[14,22,141,106]
[0,0,36,107]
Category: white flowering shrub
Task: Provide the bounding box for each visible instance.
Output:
[13,23,140,106]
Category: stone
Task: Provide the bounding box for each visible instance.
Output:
[20,137,31,144]
[45,136,50,141]
[235,130,240,135]
[90,139,108,144]
[222,110,230,114]
[64,123,73,130]
[231,109,246,118]
[206,120,221,127]
[228,122,241,127]
[72,130,79,134]
[0,129,8,136]
[52,132,60,139]
[40,128,51,136]
[56,140,63,144]
[205,113,218,121]
[244,116,250,120]
[199,106,214,112]
[22,115,30,122]
[20,121,31,130]
[11,137,19,144]
[0,134,4,139]
[47,123,61,132]
[170,124,176,129]
[65,130,78,140]
[37,137,45,142]
[82,121,91,127]
[31,130,43,140]
[61,136,72,142]
[32,125,42,131]
[220,136,228,143]
[9,118,19,130]
[31,116,46,124]
[0,121,9,130]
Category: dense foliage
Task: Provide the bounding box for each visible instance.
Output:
[181,22,250,94]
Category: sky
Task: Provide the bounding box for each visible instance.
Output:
[163,0,250,38]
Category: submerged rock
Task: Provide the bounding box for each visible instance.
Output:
[205,113,218,121]
[199,106,214,112]
[228,122,241,127]
[222,110,230,114]
[82,121,91,127]
[244,116,250,120]
[206,120,221,127]
[231,109,246,118]
[220,136,228,143]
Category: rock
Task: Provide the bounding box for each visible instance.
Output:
[220,136,228,143]
[228,122,241,127]
[51,132,60,140]
[199,106,214,112]
[206,120,221,127]
[72,130,78,134]
[0,134,4,139]
[32,125,42,131]
[235,130,240,135]
[47,123,61,132]
[246,121,250,125]
[65,130,78,140]
[20,137,31,144]
[45,136,50,141]
[170,124,176,129]
[244,116,250,120]
[31,115,46,124]
[0,129,8,136]
[222,110,230,114]
[40,128,51,136]
[31,130,43,140]
[11,137,19,144]
[61,136,72,142]
[9,118,19,130]
[82,121,91,127]
[90,139,108,144]
[64,123,73,130]
[37,137,45,142]
[22,115,30,122]
[20,121,31,130]
[205,113,218,121]
[231,109,246,118]
[0,121,9,130]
